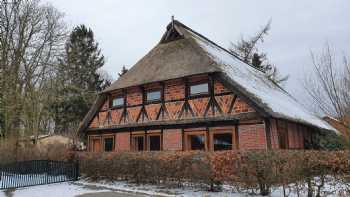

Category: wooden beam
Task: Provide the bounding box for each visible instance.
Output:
[264,118,272,149]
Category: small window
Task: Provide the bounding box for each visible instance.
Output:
[146,90,161,102]
[189,135,205,150]
[104,137,114,152]
[149,135,161,151]
[112,97,124,107]
[213,133,232,151]
[190,83,209,95]
[132,136,145,151]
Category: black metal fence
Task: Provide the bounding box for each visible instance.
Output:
[0,160,79,190]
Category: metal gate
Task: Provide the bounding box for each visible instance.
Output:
[0,160,79,189]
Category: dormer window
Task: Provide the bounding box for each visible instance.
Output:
[190,83,209,96]
[112,97,124,108]
[146,90,161,102]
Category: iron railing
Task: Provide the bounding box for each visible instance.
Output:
[0,160,79,189]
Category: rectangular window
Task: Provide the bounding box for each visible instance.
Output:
[146,90,161,102]
[148,135,161,151]
[132,136,145,151]
[189,134,205,150]
[112,97,124,107]
[190,83,209,96]
[213,133,232,151]
[103,137,114,152]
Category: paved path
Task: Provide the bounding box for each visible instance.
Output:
[76,191,147,197]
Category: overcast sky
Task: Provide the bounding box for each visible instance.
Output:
[46,0,350,101]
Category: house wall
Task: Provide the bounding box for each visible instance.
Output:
[238,122,267,150]
[85,74,311,152]
[88,74,255,128]
[269,119,313,149]
[163,129,182,151]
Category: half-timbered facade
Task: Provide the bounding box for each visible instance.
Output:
[78,20,336,152]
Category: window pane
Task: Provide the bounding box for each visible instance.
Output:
[149,135,161,151]
[104,138,114,152]
[213,133,232,151]
[190,83,208,95]
[112,97,124,107]
[147,91,161,101]
[133,136,144,151]
[190,135,205,150]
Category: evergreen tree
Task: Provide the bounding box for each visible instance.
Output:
[53,25,111,134]
[230,20,288,85]
[118,65,129,77]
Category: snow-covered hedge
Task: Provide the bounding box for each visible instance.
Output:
[76,150,350,196]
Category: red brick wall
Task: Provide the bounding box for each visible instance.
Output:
[238,124,267,150]
[233,98,255,114]
[89,116,99,128]
[163,129,182,151]
[115,132,130,151]
[165,79,185,101]
[127,87,142,106]
[214,80,231,94]
[98,111,108,126]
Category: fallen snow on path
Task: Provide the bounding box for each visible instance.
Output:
[77,180,279,197]
[0,182,109,197]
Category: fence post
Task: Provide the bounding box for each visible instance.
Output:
[75,160,79,181]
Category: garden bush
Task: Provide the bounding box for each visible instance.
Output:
[76,150,350,196]
[0,136,73,164]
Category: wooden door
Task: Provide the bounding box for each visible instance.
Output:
[91,138,102,152]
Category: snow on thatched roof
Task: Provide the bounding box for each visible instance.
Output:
[182,25,335,131]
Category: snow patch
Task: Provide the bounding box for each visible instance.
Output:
[0,182,109,197]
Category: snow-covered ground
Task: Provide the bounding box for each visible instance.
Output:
[1,179,349,197]
[0,182,110,197]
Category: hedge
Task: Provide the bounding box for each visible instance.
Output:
[76,150,350,196]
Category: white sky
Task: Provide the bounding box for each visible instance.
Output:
[45,0,350,101]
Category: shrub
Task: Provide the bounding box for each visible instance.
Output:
[0,136,73,164]
[76,150,350,196]
[77,151,217,190]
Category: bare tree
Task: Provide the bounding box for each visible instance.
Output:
[0,0,67,137]
[304,43,350,124]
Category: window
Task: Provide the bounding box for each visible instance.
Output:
[189,135,205,150]
[190,83,209,95]
[213,133,232,151]
[184,130,207,151]
[148,135,161,151]
[103,137,114,152]
[132,136,145,151]
[112,97,124,107]
[146,90,161,102]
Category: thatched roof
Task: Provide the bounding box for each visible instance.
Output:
[102,21,221,92]
[77,20,336,134]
